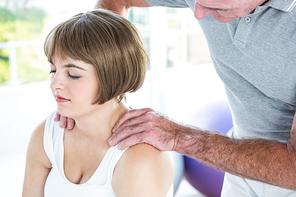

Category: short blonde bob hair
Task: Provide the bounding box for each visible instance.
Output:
[44,9,148,104]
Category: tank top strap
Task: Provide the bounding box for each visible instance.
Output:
[44,111,65,169]
[108,145,128,179]
[91,145,128,186]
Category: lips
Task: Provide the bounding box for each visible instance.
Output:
[55,95,70,103]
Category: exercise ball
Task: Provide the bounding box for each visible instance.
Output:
[184,100,233,197]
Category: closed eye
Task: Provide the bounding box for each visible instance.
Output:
[68,72,81,79]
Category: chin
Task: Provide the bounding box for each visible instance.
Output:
[212,14,236,23]
[56,107,74,119]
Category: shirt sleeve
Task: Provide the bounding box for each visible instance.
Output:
[145,0,191,8]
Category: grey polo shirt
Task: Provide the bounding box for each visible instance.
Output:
[146,0,296,143]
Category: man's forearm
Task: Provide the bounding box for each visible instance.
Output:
[94,0,151,17]
[175,125,296,190]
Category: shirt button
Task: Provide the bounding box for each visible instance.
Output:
[245,16,251,23]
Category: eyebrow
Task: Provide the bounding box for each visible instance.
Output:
[50,61,86,71]
[64,64,86,71]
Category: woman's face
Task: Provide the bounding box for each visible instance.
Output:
[49,56,99,118]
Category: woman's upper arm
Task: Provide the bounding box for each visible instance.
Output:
[113,144,174,197]
[22,120,52,197]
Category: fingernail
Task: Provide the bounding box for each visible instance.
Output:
[60,121,65,127]
[108,138,114,145]
[117,142,122,150]
[67,122,73,129]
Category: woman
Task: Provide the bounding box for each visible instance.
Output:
[22,9,173,197]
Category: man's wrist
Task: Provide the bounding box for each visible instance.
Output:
[174,125,201,156]
[174,125,222,159]
[95,0,131,17]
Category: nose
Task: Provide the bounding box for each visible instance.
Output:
[194,1,215,20]
[50,71,65,93]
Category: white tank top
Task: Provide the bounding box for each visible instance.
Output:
[43,111,174,197]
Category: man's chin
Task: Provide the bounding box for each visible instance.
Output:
[212,14,237,23]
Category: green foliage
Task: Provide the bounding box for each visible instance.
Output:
[0,8,16,22]
[0,5,48,85]
[17,46,50,83]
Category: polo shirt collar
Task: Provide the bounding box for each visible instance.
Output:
[264,0,296,12]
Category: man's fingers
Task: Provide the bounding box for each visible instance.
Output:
[110,110,158,147]
[109,124,146,146]
[112,108,153,133]
[53,111,76,130]
[113,112,150,137]
[59,116,67,128]
[66,117,75,130]
[117,133,146,150]
[54,112,61,121]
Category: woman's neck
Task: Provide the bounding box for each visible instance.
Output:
[68,100,128,145]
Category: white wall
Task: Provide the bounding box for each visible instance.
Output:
[0,81,55,196]
[0,81,55,155]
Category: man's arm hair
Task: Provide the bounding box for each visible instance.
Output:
[175,120,296,190]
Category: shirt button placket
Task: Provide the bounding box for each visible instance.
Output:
[232,15,254,49]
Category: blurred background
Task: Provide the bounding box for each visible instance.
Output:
[0,0,227,196]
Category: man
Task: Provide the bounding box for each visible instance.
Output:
[59,0,296,195]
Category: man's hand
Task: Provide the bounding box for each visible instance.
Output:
[108,108,181,150]
[54,112,75,130]
[95,0,131,17]
[94,0,151,18]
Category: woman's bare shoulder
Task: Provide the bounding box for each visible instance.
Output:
[23,119,51,196]
[26,119,51,168]
[32,119,46,139]
[113,143,173,197]
[123,143,169,164]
